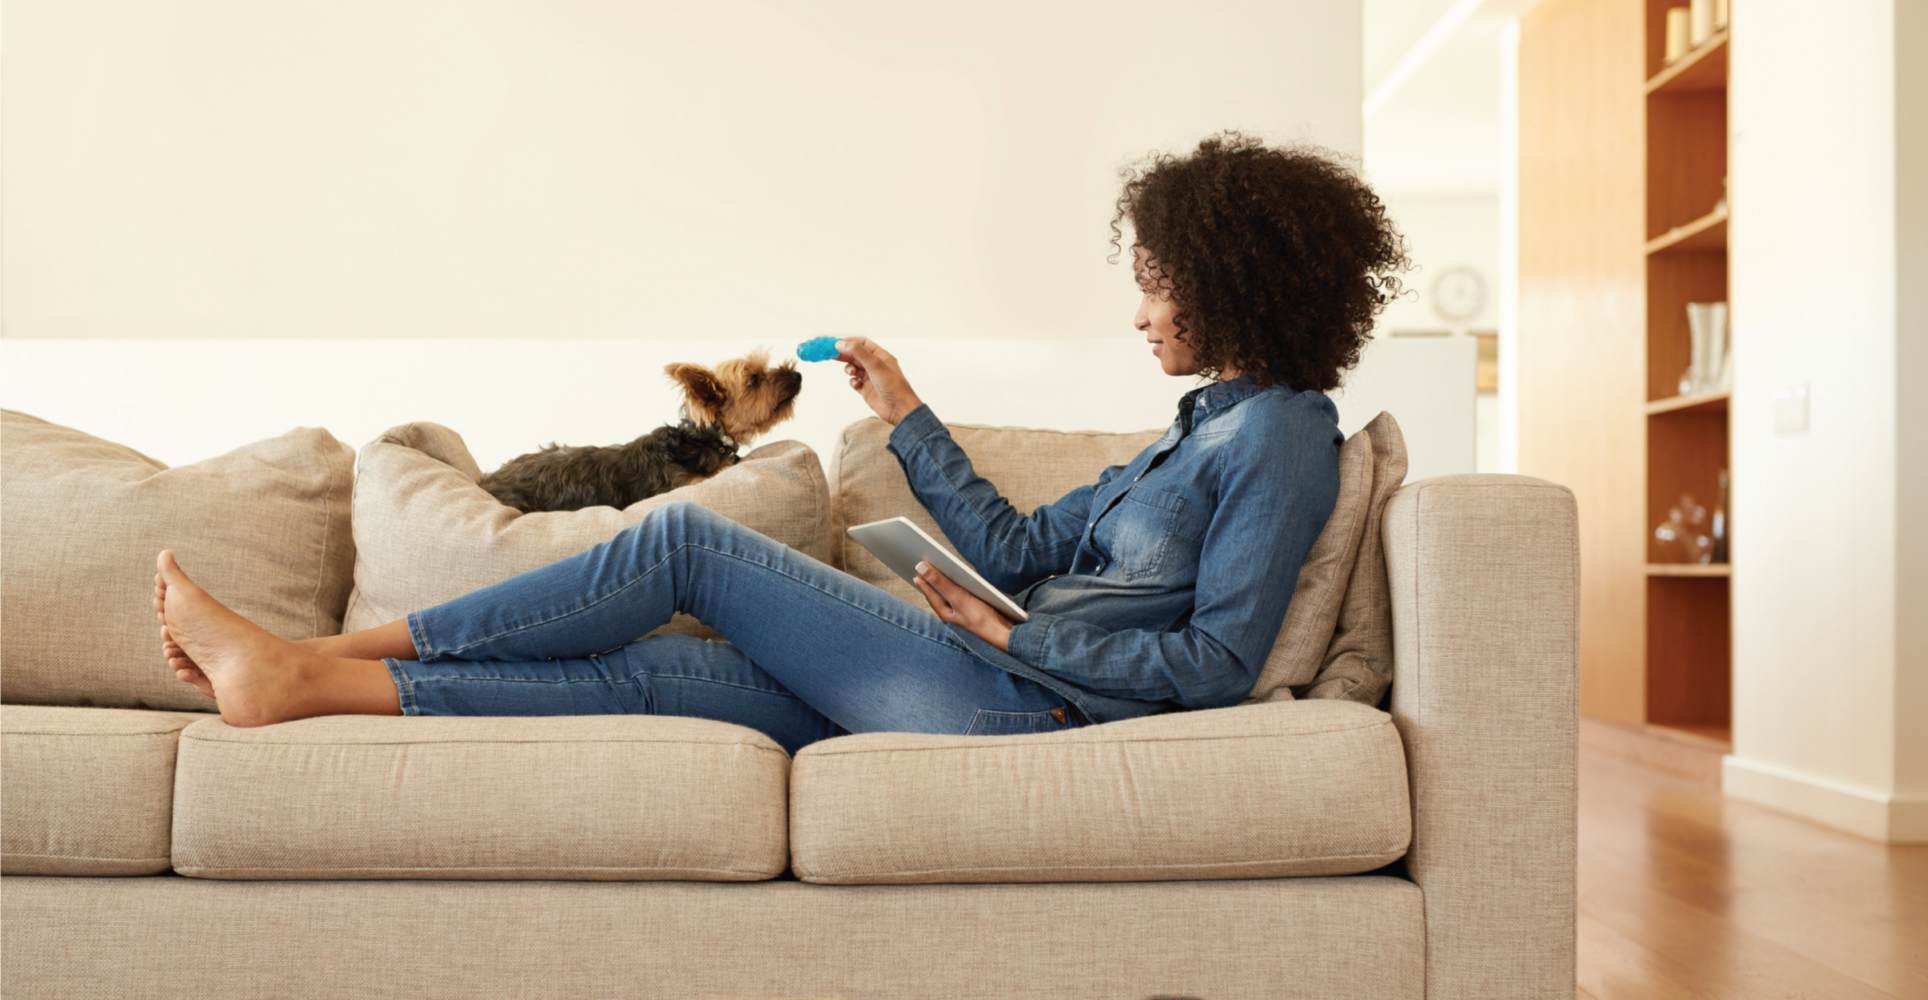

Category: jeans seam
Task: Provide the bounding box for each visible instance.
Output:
[964,708,1065,736]
[405,612,439,662]
[383,659,419,716]
[391,673,804,701]
[648,672,804,699]
[438,540,968,660]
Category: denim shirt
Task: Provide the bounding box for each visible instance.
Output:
[886,375,1342,725]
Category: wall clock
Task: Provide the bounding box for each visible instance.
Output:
[1431,265,1486,324]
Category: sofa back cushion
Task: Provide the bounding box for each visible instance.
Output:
[0,411,356,711]
[1292,412,1408,704]
[344,422,833,638]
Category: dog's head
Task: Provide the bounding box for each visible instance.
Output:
[664,348,803,445]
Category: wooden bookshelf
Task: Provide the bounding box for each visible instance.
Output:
[1643,0,1731,731]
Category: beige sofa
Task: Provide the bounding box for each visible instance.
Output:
[0,408,1578,1000]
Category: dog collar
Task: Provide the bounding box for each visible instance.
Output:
[678,412,741,454]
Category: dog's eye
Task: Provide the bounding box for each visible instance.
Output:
[749,375,761,388]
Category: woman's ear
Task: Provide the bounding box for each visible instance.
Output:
[665,363,728,423]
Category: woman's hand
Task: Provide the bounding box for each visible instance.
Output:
[913,561,1014,652]
[838,337,924,426]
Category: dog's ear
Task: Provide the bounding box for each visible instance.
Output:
[665,363,728,422]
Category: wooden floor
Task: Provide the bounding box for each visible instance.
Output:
[1576,748,1928,999]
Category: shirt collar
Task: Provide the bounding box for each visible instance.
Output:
[1176,374,1272,433]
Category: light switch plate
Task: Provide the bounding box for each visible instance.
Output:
[1772,384,1809,435]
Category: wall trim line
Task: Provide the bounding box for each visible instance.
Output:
[1722,754,1928,844]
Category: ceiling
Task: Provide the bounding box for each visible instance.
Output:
[1363,0,1519,198]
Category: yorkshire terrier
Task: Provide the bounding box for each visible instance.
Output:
[479,349,802,513]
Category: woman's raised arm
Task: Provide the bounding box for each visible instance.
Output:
[836,338,923,426]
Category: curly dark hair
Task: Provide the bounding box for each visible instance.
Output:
[1110,132,1410,391]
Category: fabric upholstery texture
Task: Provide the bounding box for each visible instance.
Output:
[1,706,206,875]
[790,699,1409,884]
[0,410,356,711]
[1,874,1426,1000]
[342,422,834,642]
[170,715,790,880]
[1384,473,1580,1000]
[1297,411,1410,704]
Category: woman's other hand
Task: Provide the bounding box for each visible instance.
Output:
[838,337,924,426]
[913,561,1014,652]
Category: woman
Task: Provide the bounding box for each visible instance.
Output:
[154,133,1408,755]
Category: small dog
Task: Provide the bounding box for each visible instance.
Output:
[479,350,802,513]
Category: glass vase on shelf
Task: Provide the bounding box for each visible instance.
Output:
[1679,302,1730,397]
[1654,494,1714,564]
[1710,470,1729,564]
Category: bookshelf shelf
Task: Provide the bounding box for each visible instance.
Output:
[1646,390,1729,415]
[1646,205,1728,255]
[1646,563,1731,578]
[1645,30,1729,96]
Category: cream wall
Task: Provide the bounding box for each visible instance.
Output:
[1370,193,1499,473]
[1374,193,1502,335]
[1,2,1485,487]
[1725,0,1928,842]
[3,0,1361,342]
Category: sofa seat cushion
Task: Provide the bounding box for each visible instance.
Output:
[171,715,790,881]
[790,699,1410,884]
[1,706,208,875]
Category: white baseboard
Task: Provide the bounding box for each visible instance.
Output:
[1722,755,1928,843]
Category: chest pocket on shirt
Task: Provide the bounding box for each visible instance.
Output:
[1092,486,1191,582]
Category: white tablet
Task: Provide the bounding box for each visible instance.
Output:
[846,517,1030,623]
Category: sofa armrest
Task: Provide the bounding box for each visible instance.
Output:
[1383,474,1578,1000]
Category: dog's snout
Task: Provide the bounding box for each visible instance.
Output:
[782,368,803,389]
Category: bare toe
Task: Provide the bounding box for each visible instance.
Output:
[171,660,215,700]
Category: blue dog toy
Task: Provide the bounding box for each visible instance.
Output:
[796,336,842,363]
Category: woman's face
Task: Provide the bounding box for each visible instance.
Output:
[1133,246,1202,378]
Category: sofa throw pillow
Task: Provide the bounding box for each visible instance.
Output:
[1293,412,1408,705]
[1242,423,1377,702]
[828,418,1165,607]
[343,423,834,642]
[0,410,356,711]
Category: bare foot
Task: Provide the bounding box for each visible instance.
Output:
[155,572,215,700]
[156,550,332,727]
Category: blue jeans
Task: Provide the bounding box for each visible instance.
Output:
[386,501,1081,754]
